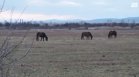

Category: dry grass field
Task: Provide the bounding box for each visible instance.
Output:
[0,29,139,77]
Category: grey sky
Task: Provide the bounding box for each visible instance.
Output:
[0,0,139,21]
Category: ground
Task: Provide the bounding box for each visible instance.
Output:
[0,29,139,77]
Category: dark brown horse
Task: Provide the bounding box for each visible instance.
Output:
[81,32,93,40]
[36,32,48,41]
[108,30,117,38]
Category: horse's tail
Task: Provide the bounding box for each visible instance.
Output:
[81,33,84,40]
[108,33,110,38]
[108,31,111,38]
[36,33,39,41]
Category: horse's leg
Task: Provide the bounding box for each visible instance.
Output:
[42,37,44,41]
[87,35,91,40]
[90,36,92,40]
[114,35,117,38]
[110,35,112,38]
[112,35,115,38]
[89,37,90,40]
[115,33,117,38]
[87,36,90,40]
[83,36,85,40]
[81,36,84,40]
[41,37,43,41]
[108,35,110,38]
[36,36,39,41]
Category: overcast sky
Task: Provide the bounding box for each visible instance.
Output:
[0,0,139,21]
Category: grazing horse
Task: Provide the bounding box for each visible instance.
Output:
[108,30,117,38]
[36,32,48,41]
[81,32,93,40]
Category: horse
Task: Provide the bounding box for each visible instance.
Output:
[81,32,93,40]
[108,30,117,38]
[36,32,48,41]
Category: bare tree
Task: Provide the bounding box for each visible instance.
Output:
[0,0,36,77]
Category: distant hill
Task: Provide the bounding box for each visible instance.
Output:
[86,17,139,23]
[122,17,139,23]
[86,18,120,23]
[45,17,139,24]
[45,19,85,24]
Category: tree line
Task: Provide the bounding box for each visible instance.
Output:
[0,21,139,29]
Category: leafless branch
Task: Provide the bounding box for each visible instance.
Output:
[0,1,36,77]
[9,7,15,26]
[7,32,35,65]
[1,30,29,59]
[18,36,35,60]
[15,6,28,23]
[0,7,15,57]
[0,5,28,58]
[0,0,6,13]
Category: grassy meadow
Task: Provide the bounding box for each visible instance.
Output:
[0,29,139,77]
